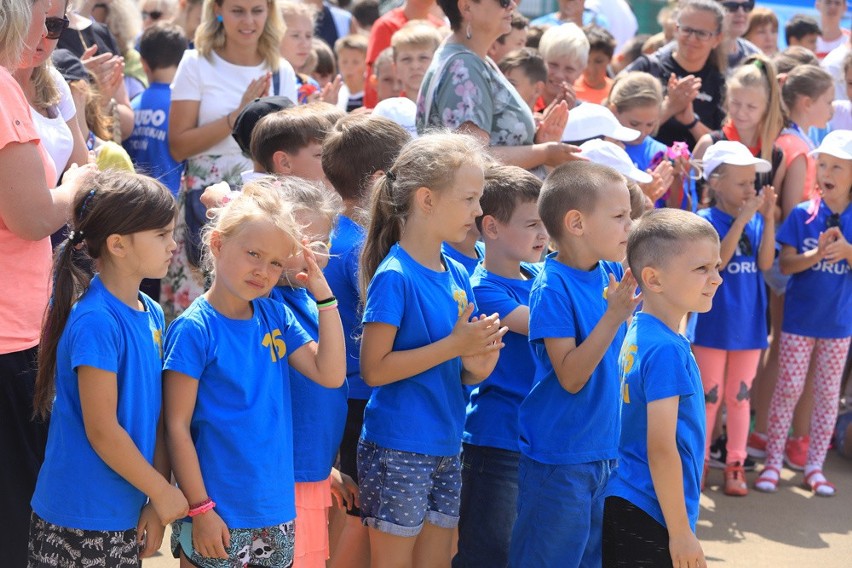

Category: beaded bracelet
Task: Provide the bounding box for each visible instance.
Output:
[188,498,216,517]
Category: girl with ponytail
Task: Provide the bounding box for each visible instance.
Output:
[29,171,188,567]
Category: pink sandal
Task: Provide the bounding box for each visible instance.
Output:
[754,465,781,493]
[803,469,836,497]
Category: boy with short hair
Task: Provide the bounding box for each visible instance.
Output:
[785,15,822,54]
[509,161,642,567]
[320,114,411,564]
[248,106,333,183]
[815,0,849,59]
[498,47,547,112]
[603,208,721,568]
[454,165,546,568]
[371,47,399,104]
[391,22,442,102]
[488,12,529,64]
[335,34,369,112]
[574,25,616,105]
[124,22,187,196]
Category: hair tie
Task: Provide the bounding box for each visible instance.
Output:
[68,230,85,247]
[385,170,396,182]
[78,188,97,221]
[752,59,764,72]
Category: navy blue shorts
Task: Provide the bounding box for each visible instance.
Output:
[357,439,461,537]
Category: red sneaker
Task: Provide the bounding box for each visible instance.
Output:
[784,435,809,471]
[747,431,767,459]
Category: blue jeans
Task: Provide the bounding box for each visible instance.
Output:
[452,444,520,568]
[509,456,615,568]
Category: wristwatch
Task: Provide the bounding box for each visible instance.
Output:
[681,113,700,129]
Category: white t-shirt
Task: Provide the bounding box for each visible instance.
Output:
[830,100,852,131]
[171,50,298,158]
[586,0,637,53]
[822,43,850,102]
[816,30,850,60]
[30,67,76,184]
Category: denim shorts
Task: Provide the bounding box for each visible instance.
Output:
[357,439,462,537]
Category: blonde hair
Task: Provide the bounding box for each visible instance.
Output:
[538,22,589,67]
[105,0,142,52]
[606,71,663,113]
[725,54,783,162]
[30,64,62,111]
[334,33,368,56]
[0,0,31,69]
[279,0,316,24]
[195,0,282,69]
[202,177,301,273]
[391,20,441,58]
[359,131,487,297]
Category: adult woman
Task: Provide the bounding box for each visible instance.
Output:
[626,0,726,150]
[163,0,296,319]
[0,0,91,565]
[14,0,88,184]
[418,0,578,172]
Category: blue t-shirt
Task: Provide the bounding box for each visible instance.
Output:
[624,135,667,173]
[464,263,540,452]
[530,8,609,28]
[689,207,768,350]
[269,285,349,482]
[32,276,164,531]
[606,312,705,532]
[163,296,312,527]
[325,215,370,400]
[777,200,852,339]
[441,240,485,276]
[123,83,184,195]
[517,254,624,465]
[361,243,476,456]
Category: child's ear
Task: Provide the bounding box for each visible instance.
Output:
[105,234,127,258]
[564,209,584,236]
[272,150,292,175]
[641,265,664,293]
[209,230,223,258]
[414,186,434,214]
[480,215,499,239]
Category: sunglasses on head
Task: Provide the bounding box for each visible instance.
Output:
[738,232,753,257]
[142,10,164,20]
[827,213,842,230]
[721,0,755,13]
[45,16,70,40]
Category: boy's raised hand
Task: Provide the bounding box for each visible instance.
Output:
[669,530,706,568]
[604,270,642,323]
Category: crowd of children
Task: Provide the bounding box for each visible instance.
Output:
[5,0,852,567]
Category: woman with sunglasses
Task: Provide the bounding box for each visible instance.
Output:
[718,0,762,71]
[626,0,727,150]
[0,0,95,565]
[141,0,178,31]
[417,0,581,176]
[14,0,88,186]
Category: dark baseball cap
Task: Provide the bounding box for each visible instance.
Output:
[52,49,90,83]
[231,95,295,155]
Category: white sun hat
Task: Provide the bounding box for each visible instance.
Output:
[578,139,653,183]
[562,103,641,143]
[810,129,852,160]
[701,140,771,180]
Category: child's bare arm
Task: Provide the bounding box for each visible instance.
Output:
[647,396,705,568]
[757,187,777,271]
[779,241,826,275]
[501,305,530,336]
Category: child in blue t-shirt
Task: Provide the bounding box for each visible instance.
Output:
[756,130,852,497]
[123,24,187,196]
[454,166,546,568]
[357,133,508,566]
[162,180,346,567]
[29,171,188,565]
[603,208,722,568]
[688,141,775,497]
[509,162,641,568]
[266,178,356,566]
[319,114,410,562]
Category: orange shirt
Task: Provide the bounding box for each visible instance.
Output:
[0,66,57,354]
[573,76,614,105]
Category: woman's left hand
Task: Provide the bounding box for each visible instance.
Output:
[535,101,569,144]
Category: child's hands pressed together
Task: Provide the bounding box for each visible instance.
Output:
[451,304,509,357]
[192,509,231,559]
[641,160,675,202]
[668,530,706,568]
[535,101,569,144]
[604,270,642,323]
[758,185,777,219]
[823,227,851,264]
[136,503,166,558]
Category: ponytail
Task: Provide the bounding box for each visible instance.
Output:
[359,172,406,299]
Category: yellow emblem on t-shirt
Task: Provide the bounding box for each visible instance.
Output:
[452,287,468,317]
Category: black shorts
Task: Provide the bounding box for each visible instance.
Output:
[28,512,140,567]
[339,398,368,517]
[602,496,671,567]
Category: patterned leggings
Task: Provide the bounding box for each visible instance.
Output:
[765,333,852,470]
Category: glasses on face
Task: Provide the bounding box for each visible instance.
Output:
[45,16,70,40]
[738,232,753,257]
[676,24,717,41]
[142,10,164,20]
[827,213,842,230]
[721,0,755,13]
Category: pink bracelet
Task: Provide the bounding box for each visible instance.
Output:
[188,499,216,517]
[318,302,338,312]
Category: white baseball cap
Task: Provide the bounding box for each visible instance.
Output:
[701,140,771,180]
[562,103,640,143]
[372,97,418,138]
[578,139,653,184]
[810,129,852,160]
